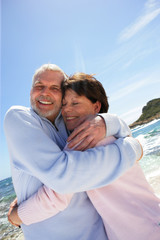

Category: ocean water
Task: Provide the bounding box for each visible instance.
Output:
[132,119,160,198]
[0,178,22,239]
[0,119,160,239]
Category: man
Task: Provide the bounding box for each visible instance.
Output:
[4,64,142,240]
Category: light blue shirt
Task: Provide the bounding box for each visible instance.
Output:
[4,106,142,240]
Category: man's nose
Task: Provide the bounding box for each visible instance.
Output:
[41,87,50,95]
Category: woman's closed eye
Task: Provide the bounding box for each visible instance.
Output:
[72,102,79,105]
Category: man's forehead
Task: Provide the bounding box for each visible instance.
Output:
[33,79,61,87]
[34,71,64,83]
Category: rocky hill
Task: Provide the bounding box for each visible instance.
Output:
[129,98,160,128]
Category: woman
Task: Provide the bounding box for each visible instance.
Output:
[8,73,160,240]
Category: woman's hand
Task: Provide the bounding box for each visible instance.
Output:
[8,198,22,227]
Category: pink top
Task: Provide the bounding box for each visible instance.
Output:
[18,137,160,240]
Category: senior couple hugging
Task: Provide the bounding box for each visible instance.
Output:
[4,64,160,240]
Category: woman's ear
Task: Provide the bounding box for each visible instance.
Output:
[94,101,101,113]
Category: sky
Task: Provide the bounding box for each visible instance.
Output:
[1,0,160,180]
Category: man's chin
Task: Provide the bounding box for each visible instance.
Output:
[32,107,53,119]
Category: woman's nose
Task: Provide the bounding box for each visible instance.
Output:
[62,105,71,113]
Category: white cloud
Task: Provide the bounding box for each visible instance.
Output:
[109,71,160,103]
[74,44,86,72]
[120,106,143,124]
[119,0,160,42]
[97,29,160,77]
[145,0,158,9]
[110,79,147,102]
[120,107,142,118]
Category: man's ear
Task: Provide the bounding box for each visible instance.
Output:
[94,101,101,113]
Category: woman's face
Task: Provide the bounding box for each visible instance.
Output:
[61,89,101,131]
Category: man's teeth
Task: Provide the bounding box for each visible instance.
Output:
[39,101,52,105]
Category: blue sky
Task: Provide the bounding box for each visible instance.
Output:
[1,0,160,180]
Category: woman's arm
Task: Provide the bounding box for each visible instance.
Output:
[8,186,73,226]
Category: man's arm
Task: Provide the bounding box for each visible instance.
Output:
[4,107,142,194]
[7,136,116,226]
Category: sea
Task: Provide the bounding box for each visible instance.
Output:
[0,119,160,239]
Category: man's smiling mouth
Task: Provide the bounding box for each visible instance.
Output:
[38,100,53,105]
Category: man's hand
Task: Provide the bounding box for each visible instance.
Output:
[67,115,106,151]
[8,198,22,227]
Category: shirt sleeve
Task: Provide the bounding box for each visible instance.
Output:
[4,107,142,194]
[18,186,73,225]
[99,113,132,138]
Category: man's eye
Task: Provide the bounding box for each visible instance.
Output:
[51,87,61,92]
[34,85,43,90]
[62,103,66,107]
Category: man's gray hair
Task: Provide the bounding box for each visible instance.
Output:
[32,63,68,85]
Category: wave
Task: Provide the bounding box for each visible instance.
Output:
[132,119,160,138]
[132,119,160,132]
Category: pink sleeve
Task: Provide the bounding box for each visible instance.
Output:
[18,185,73,225]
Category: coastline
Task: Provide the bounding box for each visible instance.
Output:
[129,115,160,128]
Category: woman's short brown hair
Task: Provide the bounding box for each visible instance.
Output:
[62,72,109,113]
